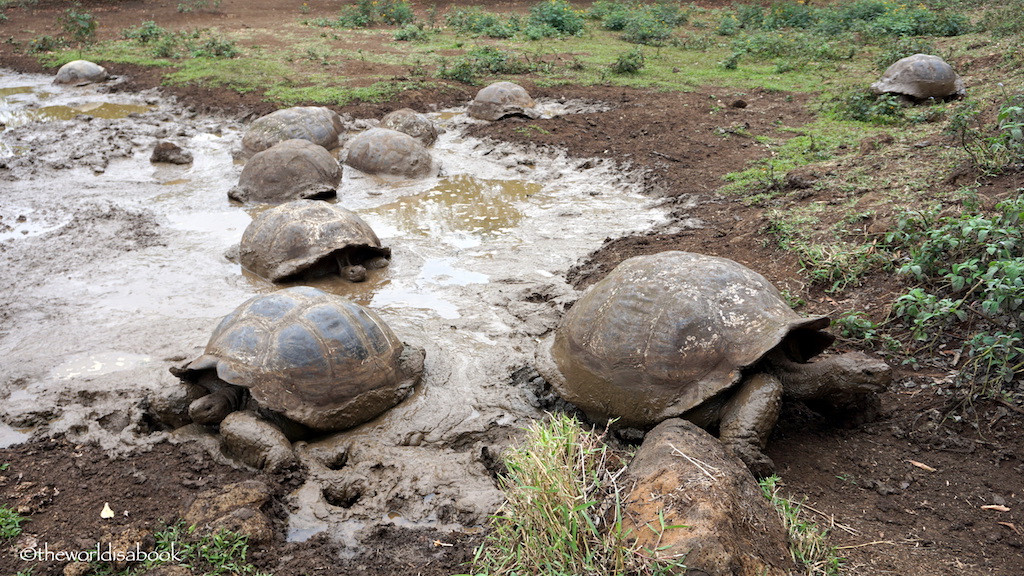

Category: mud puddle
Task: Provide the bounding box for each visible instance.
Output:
[0,69,667,551]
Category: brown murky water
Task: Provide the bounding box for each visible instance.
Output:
[0,69,667,550]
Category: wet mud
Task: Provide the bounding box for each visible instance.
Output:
[0,69,667,550]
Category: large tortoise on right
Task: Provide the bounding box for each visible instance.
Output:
[535,251,891,477]
[871,53,965,100]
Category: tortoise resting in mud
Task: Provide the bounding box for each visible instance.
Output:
[534,251,892,478]
[239,199,391,283]
[344,128,434,179]
[467,81,540,121]
[380,108,438,147]
[871,53,965,100]
[172,286,424,470]
[54,60,109,85]
[229,139,342,204]
[240,106,345,158]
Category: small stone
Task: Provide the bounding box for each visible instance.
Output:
[150,141,193,165]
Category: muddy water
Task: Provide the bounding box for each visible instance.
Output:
[0,70,666,550]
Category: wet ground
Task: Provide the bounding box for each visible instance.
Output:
[2,1,1024,575]
[0,69,667,557]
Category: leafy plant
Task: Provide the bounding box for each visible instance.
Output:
[0,505,26,540]
[336,0,414,28]
[436,46,529,84]
[394,22,431,41]
[177,0,222,14]
[59,4,98,47]
[122,20,167,44]
[528,0,585,37]
[945,91,1024,175]
[610,46,645,74]
[26,34,67,54]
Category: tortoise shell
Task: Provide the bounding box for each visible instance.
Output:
[380,108,438,146]
[229,139,342,204]
[344,128,433,178]
[181,286,423,432]
[467,81,540,121]
[54,60,109,85]
[239,200,390,282]
[870,54,965,99]
[535,251,833,428]
[241,106,345,157]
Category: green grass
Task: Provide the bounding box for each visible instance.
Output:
[760,475,843,576]
[465,413,686,576]
[0,505,27,540]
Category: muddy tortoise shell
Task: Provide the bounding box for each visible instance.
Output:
[54,60,109,85]
[344,128,433,178]
[535,251,834,428]
[181,286,423,432]
[239,199,390,282]
[229,139,342,204]
[870,54,965,99]
[241,106,345,157]
[467,81,540,121]
[380,108,438,147]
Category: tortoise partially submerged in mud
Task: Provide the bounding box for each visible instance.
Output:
[344,128,434,178]
[467,81,540,121]
[239,199,391,283]
[229,139,342,204]
[535,251,891,477]
[173,286,424,469]
[871,53,965,100]
[54,60,109,85]
[380,108,438,146]
[240,106,345,158]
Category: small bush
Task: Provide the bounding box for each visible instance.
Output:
[830,91,906,124]
[610,46,645,74]
[59,5,98,46]
[177,0,222,13]
[394,23,430,41]
[528,0,585,36]
[436,46,530,83]
[122,20,167,43]
[446,7,519,38]
[191,37,239,58]
[26,34,67,53]
[337,0,414,28]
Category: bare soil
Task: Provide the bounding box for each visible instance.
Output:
[1,1,1023,575]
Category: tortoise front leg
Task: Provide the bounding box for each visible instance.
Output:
[719,373,782,478]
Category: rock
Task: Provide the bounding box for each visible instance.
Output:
[150,141,193,165]
[619,419,797,576]
[183,480,274,543]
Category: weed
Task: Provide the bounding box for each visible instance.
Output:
[0,505,26,540]
[465,413,686,576]
[59,4,98,47]
[26,34,67,54]
[528,0,585,37]
[436,46,529,84]
[760,475,843,576]
[830,90,906,124]
[945,91,1024,175]
[122,20,167,44]
[836,311,880,342]
[446,7,519,38]
[394,23,431,42]
[337,0,414,28]
[177,0,222,14]
[610,46,645,74]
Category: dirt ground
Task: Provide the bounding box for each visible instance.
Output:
[1,1,1023,575]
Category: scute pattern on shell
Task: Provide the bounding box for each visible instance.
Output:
[241,106,345,157]
[239,199,390,282]
[54,60,109,85]
[870,53,965,99]
[183,287,422,432]
[229,139,342,204]
[537,251,832,428]
[468,81,540,121]
[345,128,433,178]
[380,108,438,146]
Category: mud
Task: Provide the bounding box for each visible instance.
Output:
[0,69,667,550]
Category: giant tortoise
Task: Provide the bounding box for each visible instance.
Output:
[467,81,540,121]
[54,60,109,85]
[241,106,345,158]
[380,108,438,146]
[535,251,891,477]
[239,199,391,283]
[871,53,965,100]
[344,128,434,178]
[229,139,342,204]
[173,286,424,469]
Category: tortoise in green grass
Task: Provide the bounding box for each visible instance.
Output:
[871,54,965,100]
[535,251,891,477]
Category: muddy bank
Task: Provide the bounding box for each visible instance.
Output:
[0,69,668,554]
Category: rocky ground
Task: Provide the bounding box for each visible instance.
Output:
[1,1,1023,575]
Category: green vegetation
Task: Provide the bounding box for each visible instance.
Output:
[0,504,26,540]
[59,4,97,48]
[177,0,222,14]
[465,414,686,576]
[760,475,843,576]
